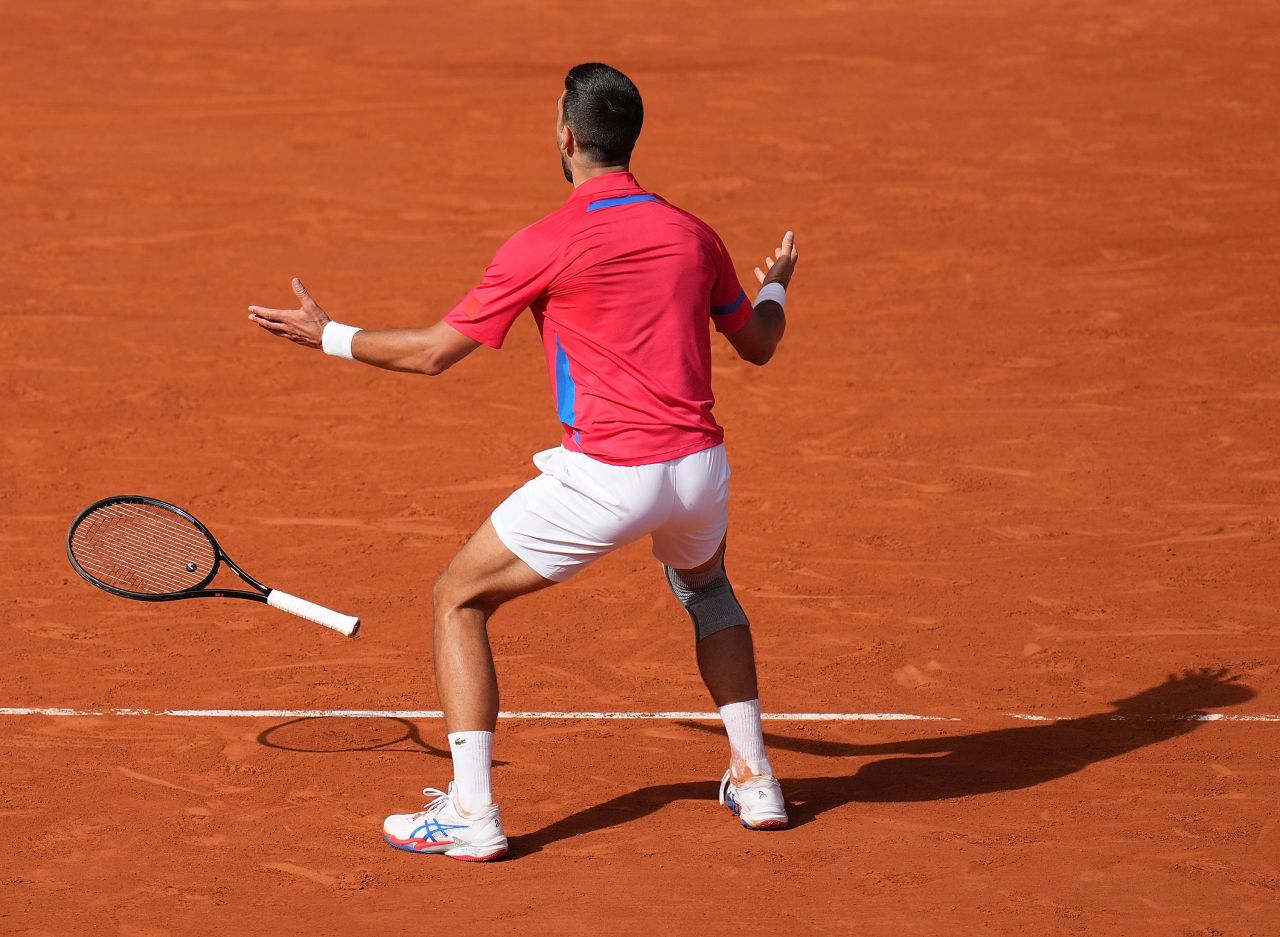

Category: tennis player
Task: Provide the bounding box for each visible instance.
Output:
[249,63,797,861]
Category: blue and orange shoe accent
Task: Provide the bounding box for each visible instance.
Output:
[724,787,745,825]
[383,816,469,853]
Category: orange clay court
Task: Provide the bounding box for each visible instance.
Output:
[2,1,1278,934]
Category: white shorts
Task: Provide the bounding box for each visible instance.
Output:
[491,444,730,582]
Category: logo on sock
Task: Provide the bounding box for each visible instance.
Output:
[452,737,466,746]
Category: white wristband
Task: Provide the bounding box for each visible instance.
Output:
[755,282,786,311]
[321,321,362,359]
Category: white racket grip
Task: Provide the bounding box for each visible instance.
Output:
[266,590,361,637]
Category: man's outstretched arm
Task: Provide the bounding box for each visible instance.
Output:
[248,278,481,376]
[725,230,798,367]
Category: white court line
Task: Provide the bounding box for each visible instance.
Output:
[0,707,1278,722]
[0,707,950,721]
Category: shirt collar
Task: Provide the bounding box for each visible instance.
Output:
[566,171,644,204]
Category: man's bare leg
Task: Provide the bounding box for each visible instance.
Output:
[673,541,759,707]
[696,626,758,707]
[670,542,786,828]
[382,518,552,856]
[673,543,774,785]
[432,518,554,734]
[427,518,553,817]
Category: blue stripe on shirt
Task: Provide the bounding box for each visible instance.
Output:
[586,194,659,212]
[711,288,747,316]
[555,337,577,427]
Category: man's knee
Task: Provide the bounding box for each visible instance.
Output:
[433,568,478,617]
[433,567,505,621]
[664,552,748,641]
[432,570,454,612]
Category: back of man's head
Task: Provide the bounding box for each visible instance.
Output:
[563,63,643,166]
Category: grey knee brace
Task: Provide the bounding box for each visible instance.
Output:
[664,554,749,641]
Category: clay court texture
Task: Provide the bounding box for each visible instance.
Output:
[2,0,1278,934]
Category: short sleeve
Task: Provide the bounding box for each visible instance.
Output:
[709,234,752,335]
[444,228,556,349]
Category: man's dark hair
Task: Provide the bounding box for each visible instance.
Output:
[563,63,643,165]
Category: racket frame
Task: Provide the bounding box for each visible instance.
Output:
[67,494,360,636]
[66,494,271,603]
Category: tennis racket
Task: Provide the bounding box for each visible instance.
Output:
[66,495,360,637]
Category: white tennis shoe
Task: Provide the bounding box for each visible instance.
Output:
[719,769,789,830]
[382,783,508,861]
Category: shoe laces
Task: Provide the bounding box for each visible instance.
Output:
[411,786,450,820]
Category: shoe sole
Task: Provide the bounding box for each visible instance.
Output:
[726,799,789,831]
[447,848,508,862]
[383,834,508,861]
[741,817,789,831]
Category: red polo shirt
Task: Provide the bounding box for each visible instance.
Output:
[444,172,753,466]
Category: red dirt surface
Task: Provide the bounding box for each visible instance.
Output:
[2,1,1279,934]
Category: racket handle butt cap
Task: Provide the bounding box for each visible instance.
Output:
[267,589,360,637]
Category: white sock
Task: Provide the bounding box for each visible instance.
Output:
[448,730,493,813]
[719,699,773,779]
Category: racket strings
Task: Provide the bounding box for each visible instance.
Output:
[70,501,217,595]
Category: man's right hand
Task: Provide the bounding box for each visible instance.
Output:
[754,230,799,289]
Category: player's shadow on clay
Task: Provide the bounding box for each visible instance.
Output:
[515,668,1252,857]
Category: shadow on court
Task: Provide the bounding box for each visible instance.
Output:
[257,716,451,759]
[513,668,1253,858]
